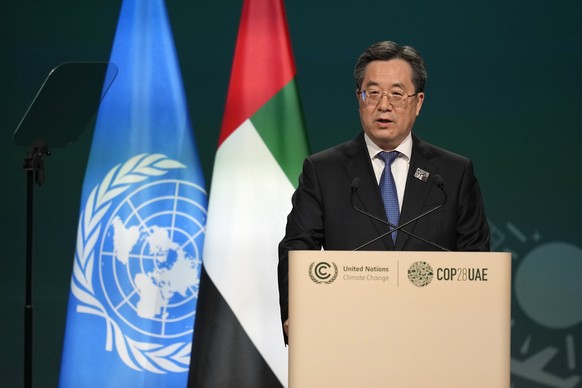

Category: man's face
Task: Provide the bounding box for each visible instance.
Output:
[357,59,424,150]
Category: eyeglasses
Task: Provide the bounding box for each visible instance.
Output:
[360,89,418,108]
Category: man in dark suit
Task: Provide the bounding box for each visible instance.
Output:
[278,41,490,339]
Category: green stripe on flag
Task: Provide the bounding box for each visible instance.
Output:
[251,78,310,188]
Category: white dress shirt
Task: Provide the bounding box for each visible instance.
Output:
[364,132,412,211]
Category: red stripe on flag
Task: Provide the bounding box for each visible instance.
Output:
[218,0,296,146]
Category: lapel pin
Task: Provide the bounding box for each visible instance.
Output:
[414,168,430,182]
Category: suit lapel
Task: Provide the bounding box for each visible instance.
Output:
[344,134,394,250]
[396,135,436,250]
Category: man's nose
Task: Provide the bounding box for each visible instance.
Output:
[377,95,393,111]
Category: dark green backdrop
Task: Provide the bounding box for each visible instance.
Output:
[1,0,581,387]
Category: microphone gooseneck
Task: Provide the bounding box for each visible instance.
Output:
[350,175,449,251]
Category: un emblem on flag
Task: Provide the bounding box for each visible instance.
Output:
[100,179,205,338]
[71,154,207,373]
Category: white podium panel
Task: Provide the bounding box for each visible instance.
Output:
[288,251,511,388]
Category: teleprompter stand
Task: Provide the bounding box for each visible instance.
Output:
[13,62,117,388]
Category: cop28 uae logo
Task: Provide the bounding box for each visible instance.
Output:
[309,261,338,284]
[407,261,434,287]
[71,154,206,373]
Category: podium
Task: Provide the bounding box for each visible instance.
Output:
[288,251,511,388]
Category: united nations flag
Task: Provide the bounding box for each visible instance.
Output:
[59,0,206,386]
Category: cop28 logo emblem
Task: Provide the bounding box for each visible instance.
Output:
[407,261,434,287]
[71,154,207,373]
[309,261,338,284]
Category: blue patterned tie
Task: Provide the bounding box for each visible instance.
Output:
[378,151,400,244]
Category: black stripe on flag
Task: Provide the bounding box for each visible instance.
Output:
[188,266,283,388]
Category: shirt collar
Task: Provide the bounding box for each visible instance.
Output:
[364,132,412,162]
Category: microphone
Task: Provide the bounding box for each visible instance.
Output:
[350,176,449,251]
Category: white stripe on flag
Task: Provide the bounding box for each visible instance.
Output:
[204,119,292,386]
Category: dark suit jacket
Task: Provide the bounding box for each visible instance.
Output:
[278,132,490,329]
